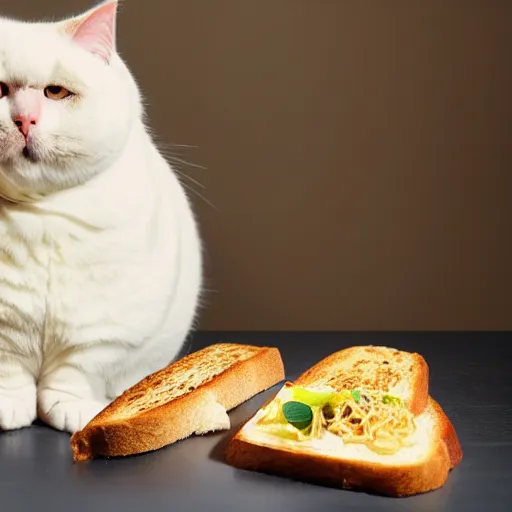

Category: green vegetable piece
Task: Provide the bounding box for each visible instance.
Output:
[291,386,336,407]
[282,401,313,430]
[382,394,402,406]
[351,390,361,403]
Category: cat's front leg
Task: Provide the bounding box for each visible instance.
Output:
[0,359,37,430]
[38,365,109,433]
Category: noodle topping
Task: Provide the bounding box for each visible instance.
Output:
[255,383,417,455]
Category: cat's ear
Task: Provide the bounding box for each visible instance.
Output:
[61,0,118,64]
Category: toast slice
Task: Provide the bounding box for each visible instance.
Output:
[225,345,462,497]
[71,342,285,461]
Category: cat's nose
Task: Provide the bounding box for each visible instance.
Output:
[14,113,38,138]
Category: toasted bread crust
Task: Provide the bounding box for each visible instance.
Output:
[71,344,285,461]
[294,345,429,416]
[430,398,463,468]
[226,397,462,497]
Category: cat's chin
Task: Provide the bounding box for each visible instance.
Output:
[2,132,53,167]
[0,154,61,203]
[0,151,106,202]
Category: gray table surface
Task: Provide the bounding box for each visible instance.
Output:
[1,331,510,512]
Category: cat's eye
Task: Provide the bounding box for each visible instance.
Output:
[0,82,9,99]
[44,85,72,100]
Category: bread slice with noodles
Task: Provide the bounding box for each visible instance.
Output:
[226,345,462,497]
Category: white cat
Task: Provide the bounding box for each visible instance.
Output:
[0,1,202,433]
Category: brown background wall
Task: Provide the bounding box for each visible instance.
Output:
[2,1,511,330]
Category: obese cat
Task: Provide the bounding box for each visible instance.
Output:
[0,1,202,433]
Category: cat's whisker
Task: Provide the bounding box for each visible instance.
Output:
[166,143,198,149]
[161,151,208,171]
[157,145,186,156]
[169,157,207,171]
[155,141,207,171]
[153,137,198,150]
[180,180,219,211]
[174,169,205,190]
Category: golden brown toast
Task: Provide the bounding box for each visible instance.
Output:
[295,345,429,415]
[71,343,285,461]
[225,345,462,497]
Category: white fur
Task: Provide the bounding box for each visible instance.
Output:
[0,2,202,432]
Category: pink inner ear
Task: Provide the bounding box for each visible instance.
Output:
[67,1,117,63]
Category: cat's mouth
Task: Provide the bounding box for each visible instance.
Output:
[22,144,39,163]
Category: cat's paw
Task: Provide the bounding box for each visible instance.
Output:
[0,387,37,430]
[38,390,108,433]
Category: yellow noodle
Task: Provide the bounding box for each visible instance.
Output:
[324,389,416,454]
